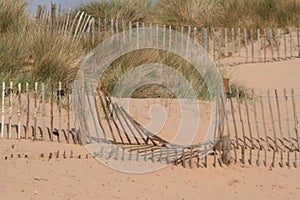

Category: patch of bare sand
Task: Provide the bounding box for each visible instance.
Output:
[1,140,300,200]
[230,58,300,93]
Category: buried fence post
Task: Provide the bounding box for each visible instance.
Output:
[291,89,299,150]
[221,135,231,165]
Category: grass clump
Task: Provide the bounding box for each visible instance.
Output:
[153,0,300,29]
[0,0,27,33]
[78,0,153,23]
[0,0,85,86]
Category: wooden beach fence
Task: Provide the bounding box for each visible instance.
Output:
[34,3,300,67]
[0,81,75,144]
[2,4,299,169]
[0,80,299,169]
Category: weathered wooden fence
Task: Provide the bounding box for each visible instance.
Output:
[0,84,299,168]
[2,4,299,169]
[35,3,300,68]
[0,82,77,144]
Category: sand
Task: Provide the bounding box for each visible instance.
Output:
[1,59,300,200]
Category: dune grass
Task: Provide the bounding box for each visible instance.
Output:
[0,0,85,88]
[1,0,299,96]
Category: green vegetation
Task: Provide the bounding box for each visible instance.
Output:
[0,0,85,88]
[1,0,299,96]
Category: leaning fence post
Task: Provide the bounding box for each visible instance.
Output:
[294,151,297,168]
[267,90,278,151]
[244,89,254,149]
[252,89,261,148]
[236,88,246,148]
[274,89,283,141]
[256,149,260,167]
[291,88,299,150]
[283,88,292,147]
[260,94,269,150]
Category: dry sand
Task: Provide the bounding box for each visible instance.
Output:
[1,59,300,200]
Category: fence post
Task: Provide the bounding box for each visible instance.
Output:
[26,83,30,139]
[291,89,299,150]
[50,83,54,142]
[260,95,269,150]
[229,87,238,148]
[34,82,38,141]
[8,82,13,139]
[216,28,221,62]
[236,88,246,148]
[257,29,261,62]
[284,30,287,59]
[169,25,172,50]
[244,27,248,63]
[297,27,300,57]
[225,28,228,63]
[42,83,45,141]
[274,89,283,141]
[283,88,292,147]
[244,89,254,149]
[264,29,267,62]
[267,90,278,151]
[1,82,4,139]
[193,27,197,47]
[277,29,281,60]
[51,3,56,33]
[270,29,274,60]
[17,83,21,140]
[231,28,235,65]
[238,27,241,60]
[36,5,42,20]
[110,18,114,36]
[252,89,261,148]
[250,29,254,63]
[212,27,216,61]
[290,28,293,57]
